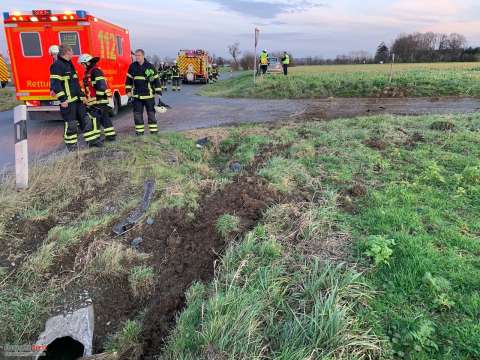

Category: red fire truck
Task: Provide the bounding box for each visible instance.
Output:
[3,9,132,118]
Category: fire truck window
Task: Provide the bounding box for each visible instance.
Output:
[59,32,81,55]
[20,33,42,57]
[116,35,123,56]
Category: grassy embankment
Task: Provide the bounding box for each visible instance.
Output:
[1,112,479,359]
[0,87,20,112]
[200,62,480,99]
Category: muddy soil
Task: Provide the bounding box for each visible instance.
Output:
[297,97,480,121]
[87,175,278,357]
[0,216,56,269]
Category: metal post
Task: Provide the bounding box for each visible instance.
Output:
[254,28,259,85]
[389,53,395,84]
[14,105,28,190]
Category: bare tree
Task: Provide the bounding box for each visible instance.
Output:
[228,42,241,70]
[239,52,255,70]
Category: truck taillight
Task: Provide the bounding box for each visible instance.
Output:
[26,100,41,107]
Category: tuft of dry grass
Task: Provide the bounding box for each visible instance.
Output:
[128,265,155,299]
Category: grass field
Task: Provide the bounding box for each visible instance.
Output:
[1,112,479,359]
[0,87,20,112]
[201,62,480,99]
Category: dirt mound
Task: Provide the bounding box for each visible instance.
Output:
[404,131,426,149]
[430,121,455,131]
[85,176,278,357]
[0,216,56,268]
[364,137,387,150]
[377,86,408,98]
[339,183,368,214]
[139,176,277,357]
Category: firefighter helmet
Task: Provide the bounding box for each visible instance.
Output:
[49,45,59,56]
[78,53,99,65]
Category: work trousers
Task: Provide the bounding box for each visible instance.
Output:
[133,98,158,135]
[91,104,116,140]
[283,64,288,75]
[260,65,268,75]
[60,100,100,147]
[172,76,181,91]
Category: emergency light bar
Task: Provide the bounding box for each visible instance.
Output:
[3,10,88,22]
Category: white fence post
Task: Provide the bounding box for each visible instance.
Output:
[14,105,28,190]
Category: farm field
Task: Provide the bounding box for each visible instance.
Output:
[1,112,479,359]
[200,62,480,99]
[0,87,20,112]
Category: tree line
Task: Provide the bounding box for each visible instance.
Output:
[377,32,480,63]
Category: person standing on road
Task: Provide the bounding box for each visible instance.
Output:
[158,62,168,92]
[79,53,116,141]
[125,49,163,136]
[171,61,181,91]
[49,44,102,151]
[260,49,269,75]
[281,51,290,76]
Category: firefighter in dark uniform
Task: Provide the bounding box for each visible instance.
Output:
[79,53,116,141]
[49,44,102,151]
[166,64,173,85]
[171,61,181,91]
[158,62,168,92]
[211,64,219,82]
[125,49,163,135]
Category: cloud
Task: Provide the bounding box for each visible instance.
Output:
[199,0,326,18]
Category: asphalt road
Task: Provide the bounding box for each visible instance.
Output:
[0,75,303,169]
[1,76,479,170]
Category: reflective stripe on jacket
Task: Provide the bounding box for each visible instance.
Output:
[49,57,84,103]
[84,66,110,106]
[125,61,162,99]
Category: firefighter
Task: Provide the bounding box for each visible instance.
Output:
[125,49,163,135]
[260,49,269,75]
[168,63,175,85]
[171,61,181,91]
[79,53,116,141]
[50,44,102,151]
[281,51,290,76]
[211,64,219,82]
[158,62,168,91]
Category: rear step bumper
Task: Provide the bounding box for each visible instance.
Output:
[27,106,59,112]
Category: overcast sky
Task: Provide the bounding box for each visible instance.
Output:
[1,0,480,59]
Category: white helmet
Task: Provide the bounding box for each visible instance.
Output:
[263,49,267,52]
[78,53,99,64]
[49,45,59,56]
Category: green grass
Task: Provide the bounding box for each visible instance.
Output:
[105,319,143,356]
[1,111,479,358]
[0,133,222,344]
[129,265,155,299]
[163,113,480,359]
[163,226,380,359]
[200,63,480,99]
[216,213,240,239]
[0,87,20,111]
